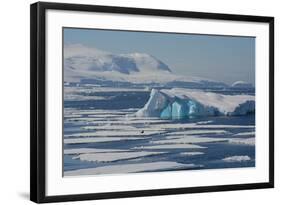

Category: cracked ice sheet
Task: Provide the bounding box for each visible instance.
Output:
[64,137,143,144]
[65,130,165,138]
[64,161,201,176]
[73,151,166,162]
[150,135,229,145]
[64,148,127,155]
[134,144,206,150]
[228,138,255,146]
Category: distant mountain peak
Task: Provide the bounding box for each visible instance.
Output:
[231,81,253,88]
[64,44,171,74]
[64,44,229,89]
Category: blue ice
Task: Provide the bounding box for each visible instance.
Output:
[160,104,172,119]
[172,100,188,119]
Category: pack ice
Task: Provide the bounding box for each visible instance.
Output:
[135,88,255,119]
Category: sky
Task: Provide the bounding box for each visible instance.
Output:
[64,28,255,85]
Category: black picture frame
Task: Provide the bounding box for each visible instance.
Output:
[30,2,274,203]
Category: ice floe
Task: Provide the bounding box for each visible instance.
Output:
[163,129,230,136]
[65,161,202,176]
[196,120,213,125]
[66,118,170,125]
[222,155,251,162]
[81,124,167,131]
[228,138,255,146]
[233,131,255,137]
[64,148,127,155]
[180,152,204,156]
[73,151,166,162]
[150,135,229,145]
[134,144,206,150]
[65,130,164,138]
[153,123,254,130]
[64,137,143,144]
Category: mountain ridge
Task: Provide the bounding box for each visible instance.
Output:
[64,44,242,89]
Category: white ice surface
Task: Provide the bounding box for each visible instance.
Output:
[180,152,204,156]
[134,144,206,150]
[150,135,229,144]
[73,151,166,162]
[66,118,170,124]
[153,123,254,130]
[64,44,224,88]
[233,131,255,136]
[64,148,127,155]
[196,120,213,125]
[222,155,251,162]
[228,138,255,146]
[65,130,164,138]
[64,161,201,176]
[164,129,230,136]
[82,125,167,131]
[64,137,143,144]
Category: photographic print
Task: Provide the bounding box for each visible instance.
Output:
[63,28,256,176]
[30,2,274,202]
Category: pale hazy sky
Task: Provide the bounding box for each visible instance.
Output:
[64,28,255,85]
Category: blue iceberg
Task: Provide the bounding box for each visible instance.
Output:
[136,88,255,119]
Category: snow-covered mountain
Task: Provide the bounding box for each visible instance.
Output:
[231,81,254,89]
[64,44,228,88]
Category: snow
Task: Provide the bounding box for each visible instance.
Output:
[136,88,255,118]
[64,137,143,144]
[228,138,255,146]
[134,144,206,150]
[65,44,171,75]
[222,155,251,162]
[73,151,166,162]
[64,161,201,176]
[64,44,227,88]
